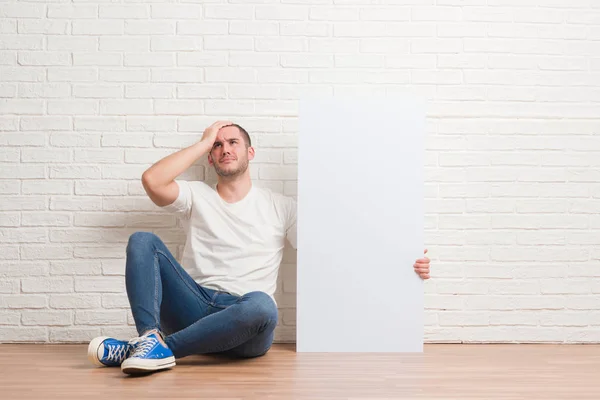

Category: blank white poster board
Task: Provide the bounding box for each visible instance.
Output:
[296,97,425,353]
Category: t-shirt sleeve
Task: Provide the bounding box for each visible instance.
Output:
[285,197,297,249]
[160,180,193,219]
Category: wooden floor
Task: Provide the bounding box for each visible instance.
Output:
[1,343,600,399]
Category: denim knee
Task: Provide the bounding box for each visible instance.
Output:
[126,231,160,253]
[243,291,278,328]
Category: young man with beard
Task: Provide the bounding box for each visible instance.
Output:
[87,121,431,375]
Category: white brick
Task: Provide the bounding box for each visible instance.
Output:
[21,148,71,163]
[102,164,147,179]
[74,117,125,132]
[22,278,73,293]
[75,180,128,196]
[440,24,487,39]
[177,52,226,67]
[74,149,124,164]
[255,37,305,52]
[256,5,308,20]
[0,51,16,65]
[177,84,225,99]
[259,166,297,180]
[50,328,101,343]
[48,67,96,82]
[228,85,279,100]
[0,83,16,97]
[50,260,101,275]
[0,149,18,163]
[50,197,103,211]
[309,38,359,53]
[228,21,277,36]
[0,294,47,308]
[100,37,149,52]
[151,68,203,83]
[0,197,46,212]
[22,311,72,326]
[0,99,44,114]
[0,36,43,50]
[0,279,19,293]
[204,5,253,20]
[125,53,174,67]
[48,99,99,115]
[124,84,172,99]
[18,21,68,35]
[127,116,176,132]
[102,197,157,212]
[19,83,70,98]
[151,4,202,19]
[310,7,358,21]
[0,67,45,82]
[48,5,97,19]
[0,4,44,18]
[0,165,45,180]
[73,52,122,66]
[154,100,204,115]
[102,294,130,309]
[50,294,101,309]
[22,180,71,195]
[99,5,149,19]
[72,84,122,99]
[49,165,101,179]
[21,116,71,131]
[0,327,47,342]
[177,117,217,133]
[75,310,127,325]
[151,37,201,51]
[75,277,125,293]
[0,116,17,131]
[1,261,47,277]
[51,133,101,147]
[0,311,19,325]
[0,20,16,34]
[0,180,19,194]
[126,21,174,35]
[21,212,71,227]
[100,100,153,116]
[48,37,96,51]
[50,229,105,243]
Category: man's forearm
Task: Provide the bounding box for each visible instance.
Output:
[142,140,212,187]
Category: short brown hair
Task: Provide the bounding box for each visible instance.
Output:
[230,123,251,147]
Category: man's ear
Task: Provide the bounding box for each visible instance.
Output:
[208,152,214,165]
[247,146,255,161]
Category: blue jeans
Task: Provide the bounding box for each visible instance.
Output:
[124,231,278,359]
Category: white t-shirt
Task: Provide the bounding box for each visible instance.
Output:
[161,180,297,300]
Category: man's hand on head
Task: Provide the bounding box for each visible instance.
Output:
[413,249,430,280]
[201,120,233,147]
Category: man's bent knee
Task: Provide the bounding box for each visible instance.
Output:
[126,231,162,253]
[243,291,278,324]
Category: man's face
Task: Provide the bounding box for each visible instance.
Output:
[208,126,254,178]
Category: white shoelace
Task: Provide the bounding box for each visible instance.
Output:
[106,344,129,363]
[128,335,158,358]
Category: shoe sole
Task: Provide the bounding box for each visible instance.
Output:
[121,356,176,375]
[87,336,111,367]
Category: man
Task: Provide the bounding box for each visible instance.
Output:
[87,121,431,375]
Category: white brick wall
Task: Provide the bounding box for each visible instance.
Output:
[1,1,600,344]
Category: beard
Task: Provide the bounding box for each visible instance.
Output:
[214,156,249,178]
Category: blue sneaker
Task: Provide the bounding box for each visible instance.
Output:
[87,336,133,367]
[121,329,176,375]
